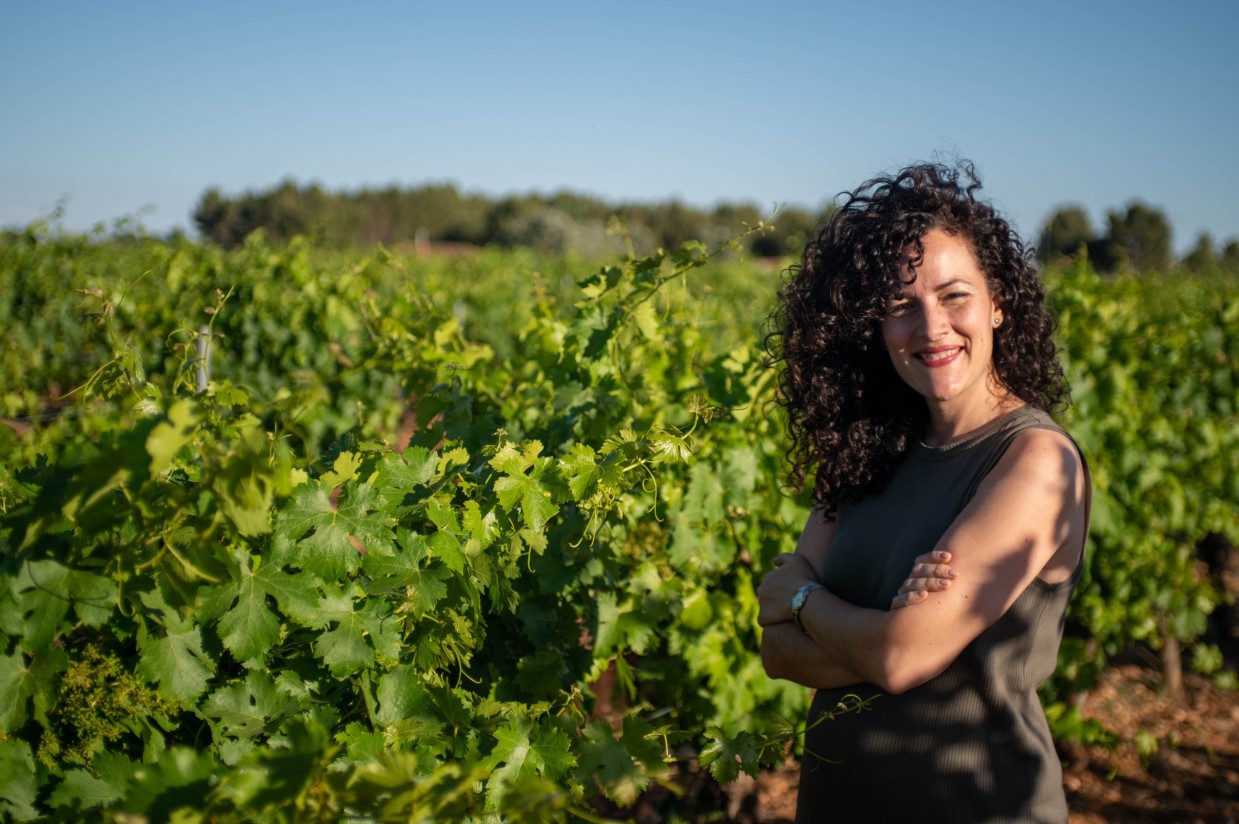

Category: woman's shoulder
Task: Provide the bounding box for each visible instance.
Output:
[1002,407,1085,472]
[998,413,1091,583]
[991,416,1091,529]
[1004,425,1081,472]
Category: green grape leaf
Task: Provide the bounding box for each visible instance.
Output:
[531,725,576,781]
[217,570,280,663]
[480,716,549,809]
[274,484,355,578]
[377,447,439,491]
[136,621,215,702]
[202,671,298,740]
[145,399,201,475]
[438,446,471,476]
[13,560,116,651]
[427,683,474,731]
[48,768,123,810]
[518,483,558,533]
[320,451,362,488]
[273,482,397,580]
[0,739,39,820]
[0,652,35,734]
[594,592,657,656]
[375,665,432,725]
[559,444,599,501]
[362,529,448,616]
[425,496,461,534]
[462,501,500,549]
[621,714,667,771]
[361,599,403,663]
[253,565,320,626]
[337,721,387,763]
[698,728,761,783]
[490,442,560,531]
[631,301,660,341]
[481,716,574,808]
[576,718,646,806]
[312,592,375,676]
[209,425,278,537]
[120,746,217,814]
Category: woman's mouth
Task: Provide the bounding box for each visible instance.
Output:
[914,347,961,367]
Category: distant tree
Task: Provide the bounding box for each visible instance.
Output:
[1182,232,1219,274]
[1221,240,1239,275]
[193,187,243,248]
[749,204,829,258]
[1105,201,1173,272]
[264,179,314,243]
[1037,206,1095,262]
[643,199,704,251]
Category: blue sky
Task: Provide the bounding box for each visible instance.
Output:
[2,0,1236,253]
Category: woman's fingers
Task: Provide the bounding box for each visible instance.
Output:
[896,575,954,595]
[892,550,957,607]
[891,575,952,608]
[909,562,958,579]
[891,590,930,609]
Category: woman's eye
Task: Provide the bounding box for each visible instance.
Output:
[886,303,911,317]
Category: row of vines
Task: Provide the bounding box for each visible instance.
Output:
[0,224,1236,821]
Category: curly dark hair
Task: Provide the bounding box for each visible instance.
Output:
[768,161,1067,519]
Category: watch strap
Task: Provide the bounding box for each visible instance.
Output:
[791,582,824,631]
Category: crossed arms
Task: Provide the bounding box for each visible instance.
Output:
[757,428,1088,695]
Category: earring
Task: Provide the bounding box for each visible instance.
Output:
[993,317,1001,326]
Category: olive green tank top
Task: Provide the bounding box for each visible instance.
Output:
[795,406,1090,824]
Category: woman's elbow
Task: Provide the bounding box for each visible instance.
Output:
[877,670,922,696]
[871,649,952,695]
[759,637,786,680]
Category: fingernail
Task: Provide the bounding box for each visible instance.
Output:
[937,551,950,561]
[946,569,957,578]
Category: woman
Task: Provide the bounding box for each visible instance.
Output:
[757,162,1090,823]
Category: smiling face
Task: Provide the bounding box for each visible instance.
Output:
[880,229,1006,429]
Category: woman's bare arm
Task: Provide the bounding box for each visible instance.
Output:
[758,506,856,686]
[759,428,1087,695]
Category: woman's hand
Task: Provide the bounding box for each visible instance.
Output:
[890,550,956,609]
[756,553,818,626]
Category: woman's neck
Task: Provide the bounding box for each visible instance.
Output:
[922,391,1023,448]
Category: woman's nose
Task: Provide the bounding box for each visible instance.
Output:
[919,304,949,339]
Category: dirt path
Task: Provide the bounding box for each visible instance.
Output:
[1062,665,1239,823]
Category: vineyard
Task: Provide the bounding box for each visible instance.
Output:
[1,223,1236,821]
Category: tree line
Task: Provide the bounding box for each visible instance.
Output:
[193,180,1238,273]
[192,179,829,259]
[1038,202,1239,274]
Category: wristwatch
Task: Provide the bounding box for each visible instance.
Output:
[790,583,824,632]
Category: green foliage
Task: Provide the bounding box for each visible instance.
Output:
[1049,255,1239,695]
[36,645,178,769]
[1043,703,1119,751]
[0,223,1236,819]
[0,227,808,820]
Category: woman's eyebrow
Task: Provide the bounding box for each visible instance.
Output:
[932,278,971,292]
